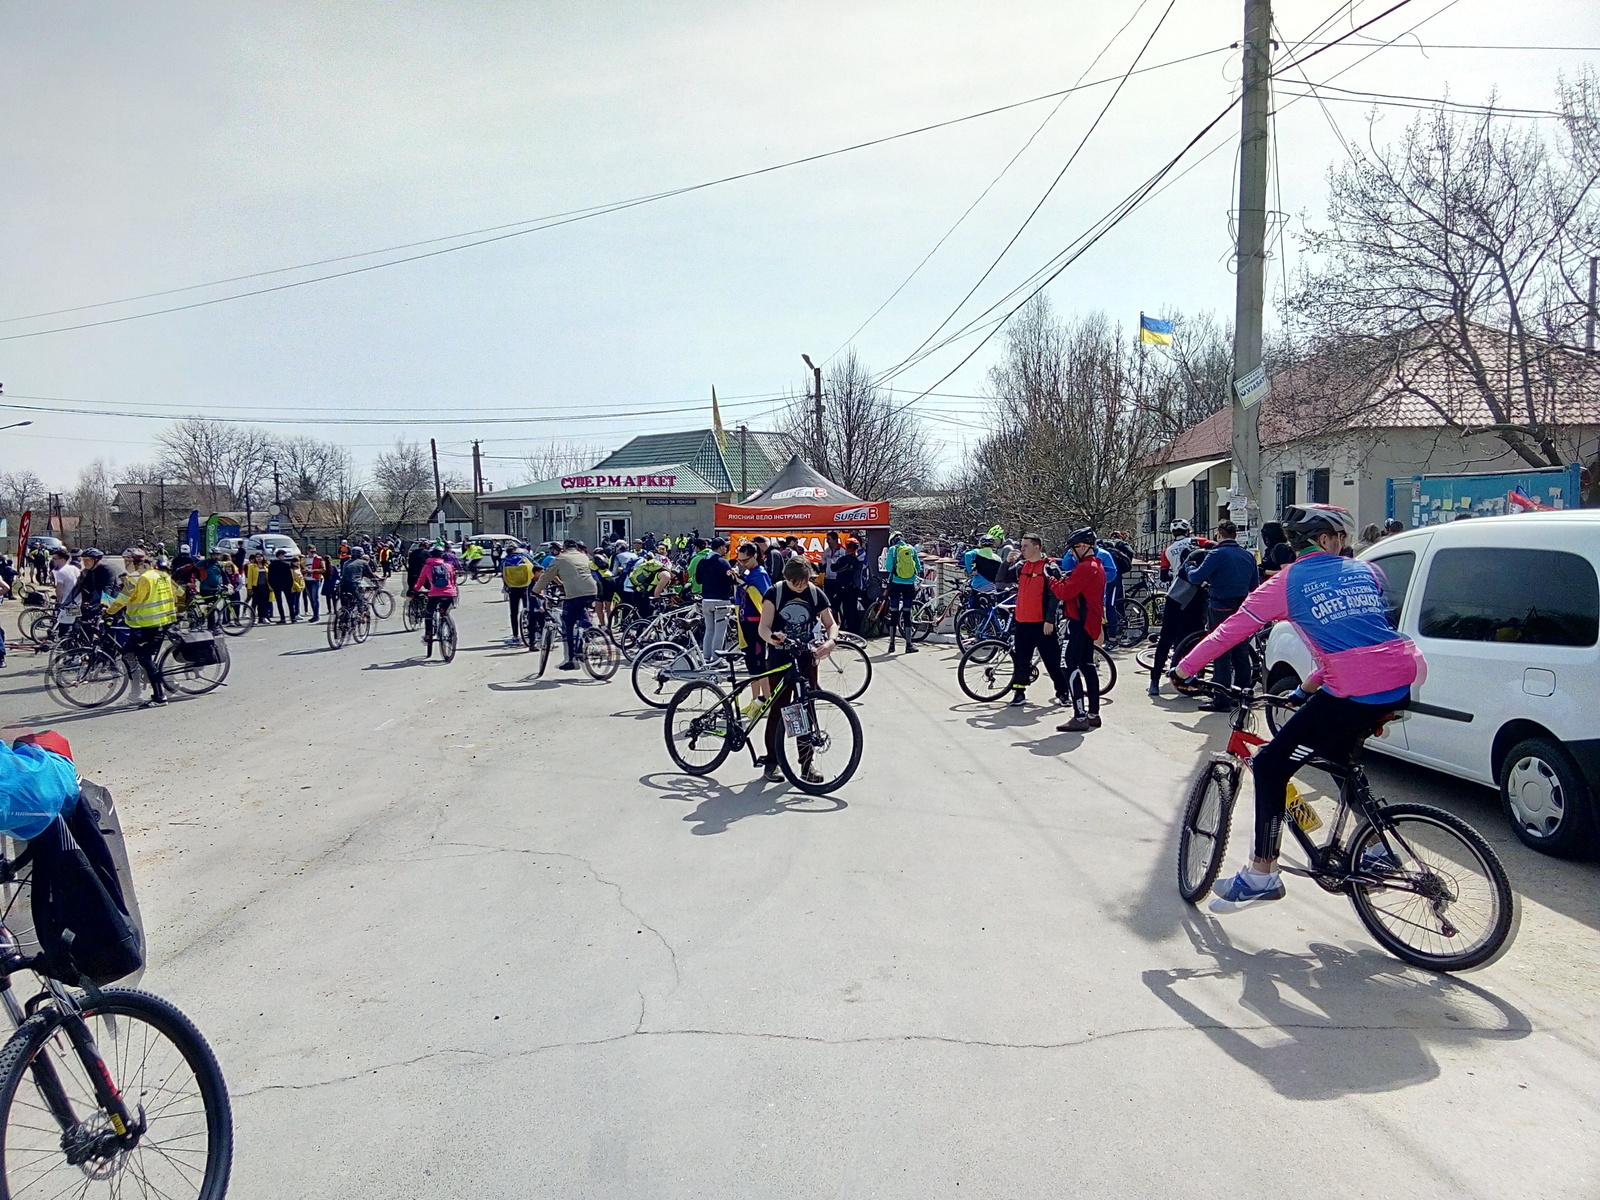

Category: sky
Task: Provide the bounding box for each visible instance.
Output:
[1,0,1596,491]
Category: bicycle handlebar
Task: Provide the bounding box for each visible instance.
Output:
[1172,672,1301,709]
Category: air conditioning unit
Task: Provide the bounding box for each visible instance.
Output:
[522,506,534,520]
[564,504,577,519]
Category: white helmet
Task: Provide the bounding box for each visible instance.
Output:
[1283,503,1357,541]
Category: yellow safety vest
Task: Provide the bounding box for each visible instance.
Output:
[125,569,178,628]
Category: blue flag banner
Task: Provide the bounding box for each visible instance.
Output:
[185,510,201,554]
[1139,313,1174,345]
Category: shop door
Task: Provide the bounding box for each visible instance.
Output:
[597,513,630,545]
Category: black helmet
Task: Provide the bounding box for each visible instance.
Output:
[1283,504,1357,541]
[1065,527,1097,549]
[1383,518,1404,534]
[81,547,103,560]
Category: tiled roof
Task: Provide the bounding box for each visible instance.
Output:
[722,430,788,497]
[1148,332,1600,468]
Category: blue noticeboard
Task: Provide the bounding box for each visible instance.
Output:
[1411,464,1582,526]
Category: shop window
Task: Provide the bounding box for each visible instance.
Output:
[1276,471,1297,517]
[1419,549,1598,646]
[1191,477,1210,533]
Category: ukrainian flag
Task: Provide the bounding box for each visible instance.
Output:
[1139,313,1174,346]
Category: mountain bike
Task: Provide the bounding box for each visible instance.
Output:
[360,580,395,620]
[663,649,862,794]
[956,633,1117,703]
[953,590,1016,651]
[524,600,615,680]
[1177,679,1515,972]
[325,593,371,650]
[184,592,255,637]
[401,591,427,632]
[422,600,458,663]
[46,621,230,709]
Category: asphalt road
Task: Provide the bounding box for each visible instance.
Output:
[2,589,1596,1198]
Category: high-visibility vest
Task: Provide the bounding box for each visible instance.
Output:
[125,570,178,628]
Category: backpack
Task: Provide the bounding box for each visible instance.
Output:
[23,782,144,986]
[503,558,533,588]
[1108,542,1133,577]
[430,562,451,590]
[893,543,917,579]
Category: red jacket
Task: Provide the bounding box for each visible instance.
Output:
[1013,557,1055,623]
[1050,555,1105,640]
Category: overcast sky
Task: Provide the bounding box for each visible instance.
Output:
[1,0,1596,488]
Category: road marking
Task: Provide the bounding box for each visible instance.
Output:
[374,718,395,731]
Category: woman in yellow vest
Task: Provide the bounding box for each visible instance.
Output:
[105,548,178,707]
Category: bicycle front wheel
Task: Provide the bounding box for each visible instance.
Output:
[157,640,230,696]
[816,640,871,702]
[47,646,128,710]
[908,601,936,643]
[664,681,736,775]
[0,987,233,1200]
[776,690,862,794]
[1178,761,1238,903]
[370,589,395,620]
[958,640,1014,702]
[1115,599,1149,647]
[1348,803,1516,971]
[219,600,254,637]
[1092,644,1118,695]
[953,609,983,652]
[581,629,619,680]
[438,614,458,663]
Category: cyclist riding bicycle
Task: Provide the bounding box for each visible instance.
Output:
[338,547,377,613]
[416,545,458,657]
[531,539,599,671]
[1171,503,1425,913]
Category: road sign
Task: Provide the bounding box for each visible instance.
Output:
[1234,364,1270,408]
[266,516,282,533]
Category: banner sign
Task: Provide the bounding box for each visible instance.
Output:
[714,501,889,529]
[16,510,31,549]
[721,531,831,565]
[645,497,698,506]
[561,473,678,491]
[1234,364,1270,408]
[1411,464,1582,526]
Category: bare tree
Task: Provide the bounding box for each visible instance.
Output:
[68,460,117,547]
[521,442,608,483]
[0,470,45,521]
[274,436,353,502]
[1291,91,1600,468]
[934,300,1166,545]
[780,348,933,498]
[154,419,276,510]
[370,439,435,534]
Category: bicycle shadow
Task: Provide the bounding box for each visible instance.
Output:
[637,771,847,835]
[278,647,337,656]
[362,659,430,671]
[610,706,665,721]
[1143,912,1530,1100]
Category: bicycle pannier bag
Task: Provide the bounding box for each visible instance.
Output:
[23,781,145,986]
[173,629,222,666]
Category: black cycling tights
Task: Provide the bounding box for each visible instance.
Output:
[1250,690,1404,861]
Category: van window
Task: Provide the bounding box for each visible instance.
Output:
[1418,548,1599,646]
[1368,551,1416,628]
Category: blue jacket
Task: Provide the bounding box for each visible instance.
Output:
[1185,539,1257,607]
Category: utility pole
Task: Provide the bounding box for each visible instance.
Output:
[738,425,749,498]
[471,440,483,533]
[156,479,167,546]
[1230,0,1272,535]
[1586,255,1597,354]
[272,463,281,508]
[801,354,826,468]
[429,437,443,524]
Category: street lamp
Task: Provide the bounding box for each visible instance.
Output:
[0,421,33,433]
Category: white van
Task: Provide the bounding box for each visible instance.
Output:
[1262,511,1600,857]
[241,534,302,560]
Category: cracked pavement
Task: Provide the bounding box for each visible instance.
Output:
[5,590,1598,1197]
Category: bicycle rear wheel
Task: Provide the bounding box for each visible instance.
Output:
[1169,631,1210,696]
[908,601,936,643]
[1178,761,1238,903]
[632,641,691,708]
[816,640,871,702]
[19,610,50,646]
[47,646,128,709]
[1115,599,1149,647]
[402,597,423,632]
[1348,803,1516,971]
[581,628,619,680]
[958,640,1014,702]
[537,626,554,677]
[775,690,862,794]
[0,987,233,1200]
[158,639,231,696]
[664,681,736,775]
[438,614,458,663]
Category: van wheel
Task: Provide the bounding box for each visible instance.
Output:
[1264,667,1301,737]
[1499,737,1598,858]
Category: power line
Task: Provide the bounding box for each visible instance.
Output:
[1273,84,1567,118]
[874,0,1181,383]
[0,45,1232,343]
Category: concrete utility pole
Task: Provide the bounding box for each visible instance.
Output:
[801,354,826,467]
[471,440,483,533]
[1230,0,1272,529]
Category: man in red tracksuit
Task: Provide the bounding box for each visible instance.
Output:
[1052,527,1106,733]
[1008,534,1072,706]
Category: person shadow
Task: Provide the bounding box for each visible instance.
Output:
[1143,912,1530,1101]
[637,771,846,836]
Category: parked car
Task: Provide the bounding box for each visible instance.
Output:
[1262,510,1600,857]
[242,534,302,560]
[213,537,244,557]
[26,536,66,554]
